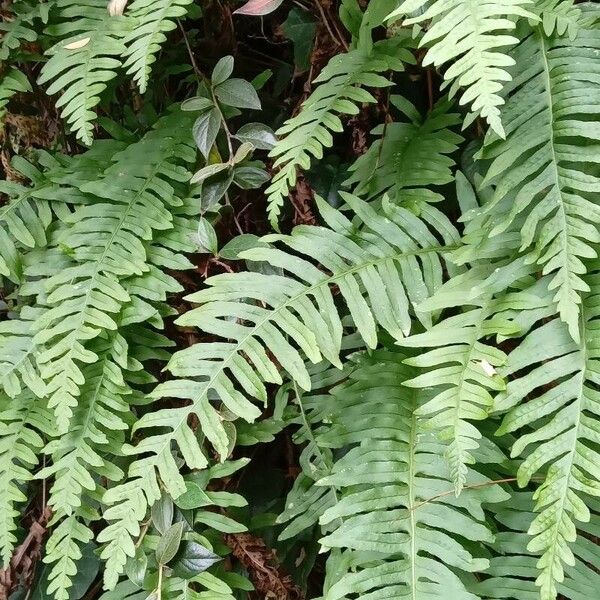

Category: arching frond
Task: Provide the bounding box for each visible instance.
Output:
[479,26,600,341]
[495,266,600,600]
[266,38,413,227]
[388,0,537,136]
[38,0,132,144]
[122,0,194,93]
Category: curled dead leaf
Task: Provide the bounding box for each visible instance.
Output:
[479,359,497,377]
[233,0,284,16]
[107,0,128,15]
[63,37,91,50]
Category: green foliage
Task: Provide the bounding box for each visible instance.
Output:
[284,350,509,599]
[478,25,600,342]
[1,2,600,600]
[495,269,600,599]
[122,0,194,93]
[39,0,132,145]
[266,36,414,227]
[388,0,537,136]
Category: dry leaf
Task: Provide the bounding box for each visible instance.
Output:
[107,0,128,16]
[233,0,284,16]
[479,359,497,377]
[63,37,91,50]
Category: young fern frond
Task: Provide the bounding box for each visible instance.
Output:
[266,38,413,228]
[310,350,508,600]
[345,99,463,205]
[494,266,600,600]
[479,25,600,342]
[39,0,132,144]
[122,0,194,93]
[388,0,537,136]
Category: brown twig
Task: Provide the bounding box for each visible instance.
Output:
[410,476,545,512]
[313,0,348,51]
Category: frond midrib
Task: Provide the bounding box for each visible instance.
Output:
[147,241,457,463]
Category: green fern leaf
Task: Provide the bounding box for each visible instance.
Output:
[399,258,547,492]
[26,112,194,433]
[477,492,600,600]
[479,26,600,342]
[345,98,463,205]
[0,158,53,283]
[266,38,413,228]
[0,391,53,566]
[123,0,194,93]
[0,307,46,399]
[495,267,600,600]
[532,0,581,38]
[389,0,537,136]
[38,0,133,144]
[312,350,508,600]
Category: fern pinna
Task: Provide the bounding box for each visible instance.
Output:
[0,1,599,600]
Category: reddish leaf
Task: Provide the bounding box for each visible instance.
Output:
[233,0,284,16]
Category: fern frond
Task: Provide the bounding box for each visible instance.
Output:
[27,111,194,433]
[399,259,545,492]
[277,362,351,540]
[345,98,463,205]
[99,193,458,585]
[389,0,536,136]
[0,68,31,122]
[477,492,600,600]
[479,25,600,342]
[38,0,132,144]
[532,0,581,37]
[0,307,46,399]
[43,514,94,600]
[0,159,53,283]
[122,0,194,93]
[266,38,413,227]
[494,266,600,600]
[0,391,53,565]
[312,350,508,600]
[0,0,49,60]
